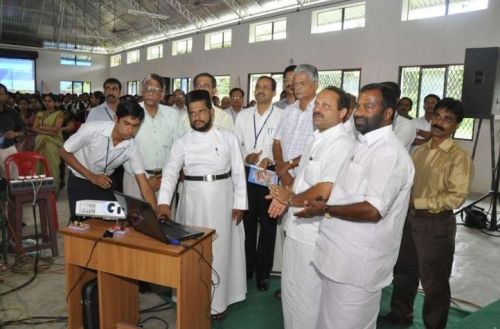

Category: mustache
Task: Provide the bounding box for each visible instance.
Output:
[432,124,444,131]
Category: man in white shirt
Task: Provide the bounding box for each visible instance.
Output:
[267,86,356,329]
[60,101,157,219]
[179,72,234,132]
[86,78,122,122]
[234,76,283,291]
[123,74,181,199]
[172,88,187,112]
[156,90,247,320]
[274,65,297,110]
[226,87,245,122]
[413,94,440,147]
[296,83,415,329]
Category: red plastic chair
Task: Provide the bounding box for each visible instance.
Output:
[5,151,59,257]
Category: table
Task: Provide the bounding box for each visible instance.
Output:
[61,219,214,329]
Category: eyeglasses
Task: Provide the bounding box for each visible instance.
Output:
[231,96,243,100]
[143,86,162,93]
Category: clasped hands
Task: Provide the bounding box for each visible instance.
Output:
[266,184,328,219]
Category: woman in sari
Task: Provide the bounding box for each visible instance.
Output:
[16,97,36,151]
[32,93,64,192]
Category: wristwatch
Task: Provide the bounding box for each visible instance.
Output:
[289,159,294,167]
[324,206,333,219]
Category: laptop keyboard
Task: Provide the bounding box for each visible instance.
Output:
[159,220,195,240]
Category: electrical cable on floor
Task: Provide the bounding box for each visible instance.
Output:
[138,315,169,329]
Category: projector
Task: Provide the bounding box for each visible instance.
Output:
[75,200,126,220]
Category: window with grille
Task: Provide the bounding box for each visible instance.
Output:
[249,18,286,43]
[60,53,91,66]
[248,72,283,103]
[147,44,163,60]
[214,75,231,99]
[402,0,488,21]
[110,54,121,67]
[205,30,232,50]
[399,64,474,140]
[126,50,140,64]
[60,81,91,94]
[311,2,366,34]
[318,69,361,97]
[172,38,193,56]
[173,77,191,93]
[127,80,140,95]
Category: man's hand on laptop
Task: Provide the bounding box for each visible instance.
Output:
[156,204,172,220]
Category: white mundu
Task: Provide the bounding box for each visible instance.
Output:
[282,124,355,329]
[158,126,248,314]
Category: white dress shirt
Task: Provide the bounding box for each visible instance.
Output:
[285,124,355,245]
[225,107,241,123]
[234,105,283,164]
[63,121,145,179]
[393,113,417,152]
[86,102,115,122]
[314,125,415,292]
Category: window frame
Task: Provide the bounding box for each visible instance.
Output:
[60,53,91,67]
[110,54,122,67]
[127,80,141,95]
[126,50,140,64]
[249,18,287,43]
[402,0,489,21]
[60,80,91,94]
[172,38,193,56]
[398,63,474,141]
[146,44,163,60]
[205,29,232,51]
[311,2,366,34]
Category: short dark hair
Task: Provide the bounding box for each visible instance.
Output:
[103,78,122,91]
[0,83,7,93]
[193,73,217,89]
[399,97,413,108]
[116,100,145,121]
[186,90,212,110]
[359,83,398,116]
[43,93,58,103]
[435,98,465,123]
[257,76,277,91]
[230,87,245,98]
[382,81,401,99]
[173,88,185,95]
[424,93,440,103]
[283,65,297,77]
[142,73,165,90]
[323,86,350,111]
[92,91,106,105]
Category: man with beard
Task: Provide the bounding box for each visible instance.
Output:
[234,76,283,291]
[274,65,297,110]
[60,101,157,218]
[267,86,355,329]
[295,83,414,329]
[86,78,122,122]
[123,74,180,199]
[156,90,247,320]
[384,98,473,329]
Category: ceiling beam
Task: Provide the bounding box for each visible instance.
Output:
[222,0,245,19]
[55,2,65,47]
[162,0,206,30]
[0,0,3,38]
[125,0,168,34]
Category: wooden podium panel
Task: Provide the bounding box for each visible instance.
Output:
[61,220,214,329]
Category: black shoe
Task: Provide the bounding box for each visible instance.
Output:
[257,279,269,291]
[274,288,281,300]
[379,312,414,326]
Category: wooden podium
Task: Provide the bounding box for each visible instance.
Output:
[61,219,214,329]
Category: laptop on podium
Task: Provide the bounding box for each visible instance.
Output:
[114,191,203,244]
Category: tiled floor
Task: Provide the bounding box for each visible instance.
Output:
[1,189,500,328]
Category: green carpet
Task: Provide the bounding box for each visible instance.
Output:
[211,277,474,329]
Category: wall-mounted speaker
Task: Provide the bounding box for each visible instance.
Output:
[462,47,500,119]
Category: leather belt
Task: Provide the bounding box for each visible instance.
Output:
[409,209,453,218]
[184,171,231,182]
[145,169,162,175]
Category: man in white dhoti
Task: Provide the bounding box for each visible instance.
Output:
[267,86,355,329]
[296,83,415,329]
[156,90,248,320]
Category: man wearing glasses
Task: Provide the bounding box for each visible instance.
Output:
[225,87,245,122]
[123,74,181,199]
[384,98,473,329]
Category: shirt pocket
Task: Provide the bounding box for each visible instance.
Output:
[304,160,321,186]
[337,162,365,195]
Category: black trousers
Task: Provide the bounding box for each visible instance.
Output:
[243,183,277,281]
[390,210,456,329]
[67,172,117,220]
